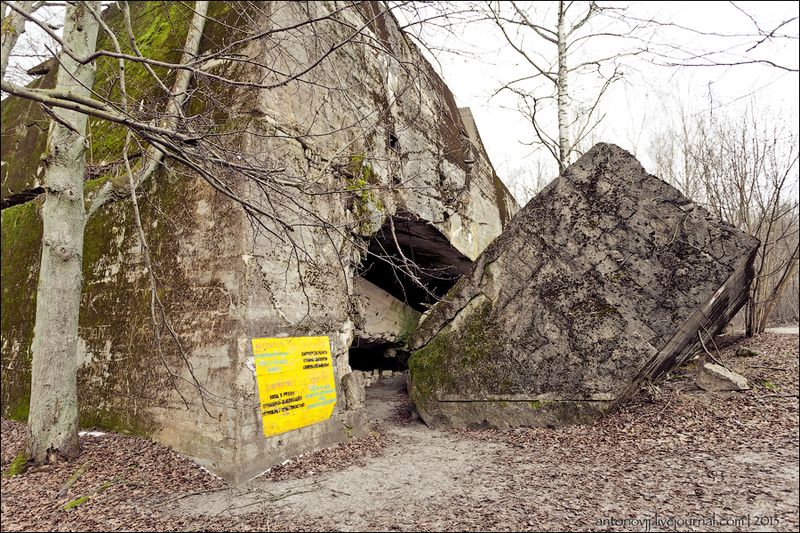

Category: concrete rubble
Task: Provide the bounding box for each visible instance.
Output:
[696,363,750,392]
[408,143,759,429]
[0,3,763,482]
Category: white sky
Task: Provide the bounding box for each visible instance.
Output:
[404,1,800,199]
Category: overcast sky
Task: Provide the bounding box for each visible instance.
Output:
[402,1,799,199]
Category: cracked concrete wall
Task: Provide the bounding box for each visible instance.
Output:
[408,143,759,430]
[1,1,516,483]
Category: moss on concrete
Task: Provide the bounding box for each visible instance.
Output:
[1,0,250,432]
[408,327,453,407]
[346,154,384,235]
[0,167,207,436]
[76,171,192,438]
[408,300,499,409]
[3,2,245,194]
[0,201,42,421]
[88,2,193,163]
[528,400,551,409]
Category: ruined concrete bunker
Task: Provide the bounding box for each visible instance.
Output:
[408,143,759,429]
[1,2,515,483]
[1,2,760,483]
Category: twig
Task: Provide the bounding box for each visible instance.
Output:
[701,324,728,367]
[748,366,790,372]
[697,330,725,367]
[62,477,139,511]
[224,489,317,513]
[161,486,230,505]
[56,461,91,499]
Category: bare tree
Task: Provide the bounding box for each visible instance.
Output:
[648,103,705,202]
[641,4,799,334]
[631,2,799,73]
[708,116,800,336]
[504,158,551,204]
[650,104,799,336]
[25,0,99,465]
[482,1,647,173]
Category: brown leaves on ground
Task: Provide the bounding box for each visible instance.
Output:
[259,430,387,482]
[446,333,799,531]
[389,389,416,425]
[1,332,798,531]
[0,421,387,531]
[0,426,225,531]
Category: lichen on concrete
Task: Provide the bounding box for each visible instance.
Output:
[409,143,759,429]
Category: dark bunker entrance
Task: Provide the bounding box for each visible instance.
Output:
[349,212,473,375]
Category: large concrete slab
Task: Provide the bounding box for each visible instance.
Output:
[408,143,759,429]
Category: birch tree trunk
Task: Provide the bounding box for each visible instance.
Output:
[556,0,569,174]
[1,0,35,81]
[27,0,100,465]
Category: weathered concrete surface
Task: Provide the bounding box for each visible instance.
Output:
[409,143,759,429]
[1,2,515,483]
[353,277,421,347]
[696,363,750,392]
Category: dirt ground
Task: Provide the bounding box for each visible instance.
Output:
[1,332,798,531]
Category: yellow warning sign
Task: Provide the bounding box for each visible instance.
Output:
[252,336,337,437]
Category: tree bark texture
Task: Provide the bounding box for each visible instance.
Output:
[556,0,570,174]
[27,0,100,465]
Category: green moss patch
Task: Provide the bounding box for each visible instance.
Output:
[347,154,384,235]
[409,299,504,409]
[0,201,42,421]
[2,452,29,478]
[63,495,90,511]
[527,399,552,410]
[3,2,247,193]
[760,380,780,392]
[0,168,212,435]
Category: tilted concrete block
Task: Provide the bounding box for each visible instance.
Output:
[409,143,759,429]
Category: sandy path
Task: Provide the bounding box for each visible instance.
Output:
[176,334,800,531]
[176,376,506,530]
[766,326,799,335]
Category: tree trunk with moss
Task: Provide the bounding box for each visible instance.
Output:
[27,1,100,465]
